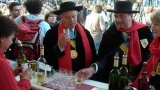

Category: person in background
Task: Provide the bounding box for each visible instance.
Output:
[44,11,59,27]
[43,1,97,72]
[4,2,22,60]
[1,4,9,15]
[14,0,50,45]
[8,2,21,20]
[77,11,85,27]
[81,1,88,21]
[133,9,160,90]
[0,15,32,90]
[20,3,27,16]
[77,1,153,84]
[101,3,110,29]
[85,5,105,54]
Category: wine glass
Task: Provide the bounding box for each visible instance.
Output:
[75,73,84,89]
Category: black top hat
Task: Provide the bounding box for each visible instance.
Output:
[53,1,83,15]
[107,1,139,13]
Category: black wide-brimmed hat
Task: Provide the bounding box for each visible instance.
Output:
[53,1,83,15]
[107,1,139,13]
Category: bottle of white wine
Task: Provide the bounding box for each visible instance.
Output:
[37,45,47,85]
[108,52,121,90]
[17,40,27,73]
[119,54,128,90]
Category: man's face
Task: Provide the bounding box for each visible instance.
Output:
[10,5,21,18]
[60,10,78,29]
[113,13,132,29]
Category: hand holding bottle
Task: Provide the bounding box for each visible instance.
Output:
[20,65,33,80]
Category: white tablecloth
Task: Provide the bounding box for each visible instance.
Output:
[16,75,108,90]
[84,80,108,90]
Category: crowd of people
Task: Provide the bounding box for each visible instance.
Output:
[0,0,160,90]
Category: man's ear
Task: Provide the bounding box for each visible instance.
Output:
[0,37,4,43]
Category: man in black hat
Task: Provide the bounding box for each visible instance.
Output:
[43,1,97,72]
[77,0,153,85]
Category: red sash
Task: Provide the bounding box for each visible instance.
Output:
[117,21,146,66]
[133,37,160,88]
[57,22,92,70]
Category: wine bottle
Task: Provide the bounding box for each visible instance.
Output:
[119,54,128,90]
[37,45,47,85]
[17,40,27,73]
[138,62,150,90]
[108,52,121,90]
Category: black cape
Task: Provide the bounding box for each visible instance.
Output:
[95,22,154,83]
[43,23,97,72]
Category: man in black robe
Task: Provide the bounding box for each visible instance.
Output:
[77,1,153,84]
[43,1,96,72]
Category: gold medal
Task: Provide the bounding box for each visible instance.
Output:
[71,50,78,59]
[156,62,160,76]
[151,71,156,76]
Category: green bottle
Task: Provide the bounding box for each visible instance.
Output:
[119,54,128,90]
[108,52,121,90]
[17,40,27,73]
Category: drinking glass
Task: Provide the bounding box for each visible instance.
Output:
[29,60,37,77]
[75,73,84,89]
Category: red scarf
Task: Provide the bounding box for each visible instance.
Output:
[117,21,146,66]
[133,37,160,88]
[58,22,92,70]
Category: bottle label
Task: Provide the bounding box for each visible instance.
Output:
[40,48,44,56]
[114,60,119,67]
[122,57,127,65]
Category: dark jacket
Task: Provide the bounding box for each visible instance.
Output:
[95,22,154,83]
[43,23,97,72]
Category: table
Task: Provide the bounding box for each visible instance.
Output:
[16,75,108,90]
[13,61,136,90]
[83,80,108,90]
[12,60,108,90]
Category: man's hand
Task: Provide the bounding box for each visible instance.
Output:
[58,30,70,49]
[76,67,95,80]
